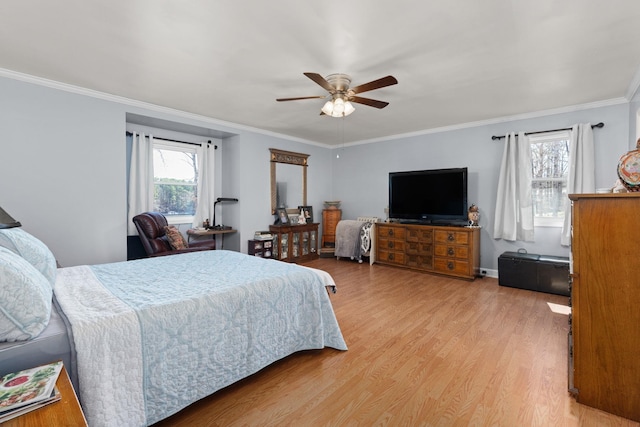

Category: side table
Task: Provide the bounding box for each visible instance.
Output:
[187,228,237,249]
[3,364,88,427]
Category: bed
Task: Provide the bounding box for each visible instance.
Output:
[334,216,379,264]
[0,228,347,427]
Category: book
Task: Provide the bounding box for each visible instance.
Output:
[254,231,274,240]
[0,360,63,422]
[0,387,61,423]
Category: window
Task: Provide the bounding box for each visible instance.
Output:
[153,140,198,221]
[530,130,570,227]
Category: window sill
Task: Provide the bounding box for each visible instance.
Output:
[534,219,563,228]
[165,215,194,225]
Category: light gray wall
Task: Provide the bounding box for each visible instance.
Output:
[331,102,631,272]
[0,75,332,266]
[0,73,635,273]
[0,77,126,267]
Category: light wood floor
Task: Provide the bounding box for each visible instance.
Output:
[154,258,639,427]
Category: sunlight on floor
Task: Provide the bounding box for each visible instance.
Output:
[547,302,571,315]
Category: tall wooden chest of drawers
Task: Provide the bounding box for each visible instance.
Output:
[321,208,341,248]
[568,193,640,422]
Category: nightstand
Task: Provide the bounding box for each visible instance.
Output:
[3,364,87,427]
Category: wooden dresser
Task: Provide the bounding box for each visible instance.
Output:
[375,222,480,280]
[568,193,640,422]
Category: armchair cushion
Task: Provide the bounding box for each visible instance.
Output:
[164,226,188,250]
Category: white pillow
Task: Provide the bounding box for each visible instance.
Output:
[0,228,57,286]
[0,246,52,341]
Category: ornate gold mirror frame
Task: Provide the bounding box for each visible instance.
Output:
[270,148,308,215]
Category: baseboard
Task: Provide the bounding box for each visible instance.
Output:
[479,268,498,278]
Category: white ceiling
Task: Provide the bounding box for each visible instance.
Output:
[2,1,640,145]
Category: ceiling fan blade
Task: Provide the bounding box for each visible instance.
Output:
[303,72,335,92]
[350,75,398,95]
[350,96,389,109]
[276,96,326,102]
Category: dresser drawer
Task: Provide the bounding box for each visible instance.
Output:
[377,249,405,265]
[434,258,470,275]
[378,238,406,252]
[324,216,340,230]
[407,254,433,269]
[377,225,406,240]
[434,230,469,245]
[406,241,432,255]
[407,228,433,242]
[434,244,469,259]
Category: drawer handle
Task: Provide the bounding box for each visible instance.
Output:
[388,253,394,261]
[388,229,394,236]
[447,261,454,270]
[447,247,455,256]
[388,241,394,249]
[447,233,455,242]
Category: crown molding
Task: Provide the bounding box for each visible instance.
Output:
[0,67,328,147]
[340,97,628,149]
[0,67,627,151]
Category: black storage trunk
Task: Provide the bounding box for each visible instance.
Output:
[498,251,569,296]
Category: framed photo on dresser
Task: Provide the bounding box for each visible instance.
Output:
[298,206,313,223]
[275,208,289,224]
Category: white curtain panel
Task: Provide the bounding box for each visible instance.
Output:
[561,124,595,246]
[493,132,535,242]
[127,132,154,235]
[192,143,215,228]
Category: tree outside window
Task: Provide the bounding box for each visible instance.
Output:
[530,130,570,227]
[153,141,198,216]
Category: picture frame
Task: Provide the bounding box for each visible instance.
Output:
[276,207,289,224]
[288,213,300,224]
[298,206,313,223]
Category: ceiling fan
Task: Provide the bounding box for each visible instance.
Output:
[276,72,398,117]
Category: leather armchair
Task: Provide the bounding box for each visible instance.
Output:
[132,212,216,257]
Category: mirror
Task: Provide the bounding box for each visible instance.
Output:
[270,148,308,214]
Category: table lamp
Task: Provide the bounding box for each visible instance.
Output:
[0,206,21,229]
[212,197,238,229]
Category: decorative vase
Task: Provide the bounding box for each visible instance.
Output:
[617,138,640,192]
[324,201,341,210]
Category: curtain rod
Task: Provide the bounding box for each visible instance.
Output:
[491,122,604,141]
[126,131,217,149]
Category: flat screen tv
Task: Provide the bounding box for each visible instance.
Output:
[388,167,468,224]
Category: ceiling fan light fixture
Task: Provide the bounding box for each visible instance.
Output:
[344,101,355,116]
[321,100,334,115]
[322,96,355,118]
[278,72,396,118]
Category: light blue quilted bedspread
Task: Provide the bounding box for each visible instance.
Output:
[54,250,346,427]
